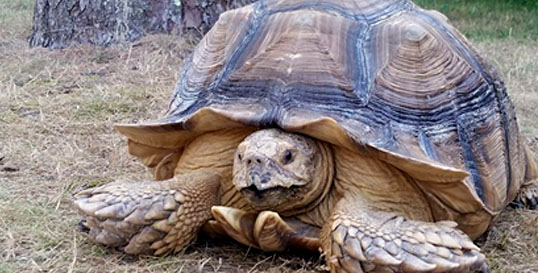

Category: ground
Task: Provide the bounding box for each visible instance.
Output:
[0,0,537,272]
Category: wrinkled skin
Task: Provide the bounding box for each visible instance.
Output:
[233,129,329,213]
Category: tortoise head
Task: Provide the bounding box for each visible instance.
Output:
[233,128,334,214]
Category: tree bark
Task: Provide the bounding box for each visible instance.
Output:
[29,0,256,49]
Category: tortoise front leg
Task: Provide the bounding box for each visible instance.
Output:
[321,197,489,273]
[74,170,220,255]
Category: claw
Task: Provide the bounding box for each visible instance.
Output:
[77,219,90,233]
[211,206,257,247]
[254,211,292,251]
[211,206,254,234]
[75,200,108,216]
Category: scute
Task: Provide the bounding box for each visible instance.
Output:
[228,9,358,91]
[117,0,528,218]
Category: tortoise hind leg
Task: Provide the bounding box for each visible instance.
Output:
[321,197,489,273]
[74,170,221,255]
[514,144,538,210]
[516,183,538,210]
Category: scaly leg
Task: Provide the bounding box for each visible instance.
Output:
[74,170,221,255]
[210,206,320,252]
[321,197,489,273]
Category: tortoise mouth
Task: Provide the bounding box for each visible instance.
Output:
[239,184,301,210]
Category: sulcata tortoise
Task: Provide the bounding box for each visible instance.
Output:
[74,0,538,272]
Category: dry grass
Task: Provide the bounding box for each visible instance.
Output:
[1,1,537,273]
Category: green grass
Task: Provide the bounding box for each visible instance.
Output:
[0,0,34,38]
[414,0,538,40]
[0,0,33,20]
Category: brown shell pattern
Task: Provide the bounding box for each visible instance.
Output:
[117,0,527,214]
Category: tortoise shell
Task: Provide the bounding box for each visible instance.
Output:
[117,0,527,220]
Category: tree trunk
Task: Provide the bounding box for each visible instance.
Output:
[29,0,257,49]
[181,0,256,31]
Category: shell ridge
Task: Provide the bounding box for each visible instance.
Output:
[352,23,372,106]
[167,55,195,117]
[492,82,514,197]
[456,118,485,202]
[418,130,441,162]
[363,0,412,23]
[210,0,267,97]
[372,121,398,151]
[362,83,495,128]
[268,3,357,21]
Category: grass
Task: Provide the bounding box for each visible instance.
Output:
[414,0,538,41]
[0,0,537,272]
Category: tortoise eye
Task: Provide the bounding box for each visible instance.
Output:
[237,153,242,160]
[282,150,293,164]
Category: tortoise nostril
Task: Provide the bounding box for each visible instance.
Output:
[245,156,264,166]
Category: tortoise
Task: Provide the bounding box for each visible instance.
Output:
[74,0,538,272]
